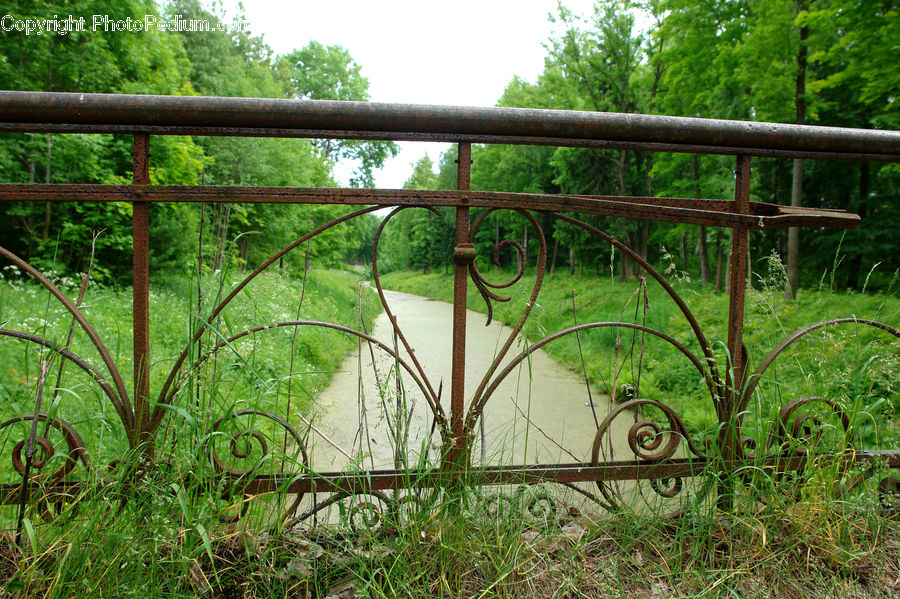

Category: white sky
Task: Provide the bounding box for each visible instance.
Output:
[213,0,598,187]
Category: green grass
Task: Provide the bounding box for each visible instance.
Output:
[380,266,900,451]
[0,263,380,490]
[0,262,898,597]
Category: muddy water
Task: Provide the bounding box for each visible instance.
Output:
[306,290,632,473]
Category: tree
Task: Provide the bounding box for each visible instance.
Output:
[279,42,399,187]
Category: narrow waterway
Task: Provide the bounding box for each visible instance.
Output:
[306,289,631,473]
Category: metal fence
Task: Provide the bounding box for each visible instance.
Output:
[1,91,898,525]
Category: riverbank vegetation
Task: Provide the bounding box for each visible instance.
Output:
[382,267,899,449]
[0,265,381,468]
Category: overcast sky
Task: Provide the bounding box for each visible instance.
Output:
[214,0,598,187]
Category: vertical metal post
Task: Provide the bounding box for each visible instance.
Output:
[448,142,472,469]
[132,134,151,448]
[723,154,751,461]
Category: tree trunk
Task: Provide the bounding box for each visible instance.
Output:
[785,159,803,298]
[42,135,52,240]
[785,6,808,299]
[639,220,649,263]
[569,246,575,277]
[714,230,724,292]
[693,155,711,283]
[550,237,559,277]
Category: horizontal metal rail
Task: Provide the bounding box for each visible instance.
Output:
[0,184,860,230]
[3,451,898,503]
[2,91,900,160]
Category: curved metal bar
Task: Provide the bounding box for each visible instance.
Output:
[154,320,447,434]
[555,480,613,510]
[0,247,133,433]
[1,412,90,484]
[370,207,441,407]
[590,398,703,512]
[591,398,705,463]
[289,489,393,526]
[740,318,900,415]
[211,408,310,525]
[768,396,851,453]
[465,221,528,324]
[591,399,706,466]
[465,321,712,436]
[0,329,130,431]
[547,212,723,404]
[468,209,547,421]
[156,206,381,426]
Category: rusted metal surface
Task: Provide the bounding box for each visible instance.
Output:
[132,134,151,445]
[725,156,751,428]
[0,185,861,230]
[3,122,900,162]
[3,91,900,158]
[0,91,897,525]
[449,142,472,467]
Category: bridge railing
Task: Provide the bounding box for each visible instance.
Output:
[0,91,898,525]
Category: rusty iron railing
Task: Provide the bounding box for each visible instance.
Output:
[1,91,899,524]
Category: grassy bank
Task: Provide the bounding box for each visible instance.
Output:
[0,263,897,597]
[0,266,381,465]
[380,268,900,449]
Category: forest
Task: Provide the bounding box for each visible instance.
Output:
[0,0,897,292]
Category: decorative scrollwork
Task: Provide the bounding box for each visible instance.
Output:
[518,484,558,526]
[210,409,308,524]
[627,419,681,463]
[467,208,545,328]
[649,476,683,498]
[594,399,701,466]
[741,318,900,416]
[211,410,294,477]
[346,497,386,534]
[740,435,758,459]
[289,490,393,535]
[467,237,526,326]
[769,396,851,457]
[591,399,705,510]
[1,413,89,485]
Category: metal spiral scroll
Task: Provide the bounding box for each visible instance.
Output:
[210,409,308,523]
[768,396,851,456]
[466,209,547,439]
[1,413,89,485]
[591,399,704,510]
[466,208,545,325]
[288,490,393,535]
[763,396,855,498]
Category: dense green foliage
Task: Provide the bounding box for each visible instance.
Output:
[0,0,392,282]
[378,0,900,294]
